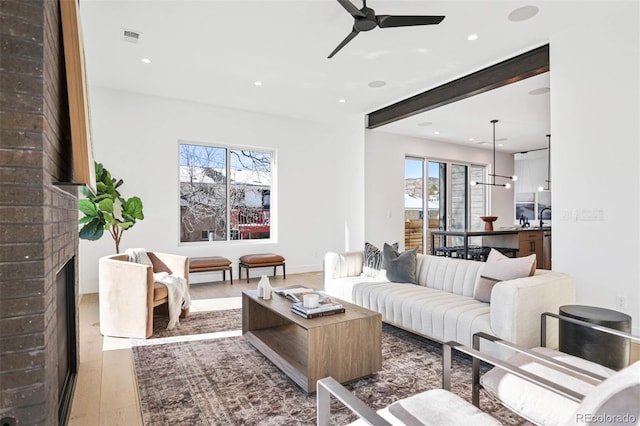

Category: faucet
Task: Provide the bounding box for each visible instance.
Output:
[539,207,551,228]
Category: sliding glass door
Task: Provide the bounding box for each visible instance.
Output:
[405,157,486,254]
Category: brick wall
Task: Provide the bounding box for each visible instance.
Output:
[1,0,79,424]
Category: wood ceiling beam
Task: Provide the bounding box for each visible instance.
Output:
[366,44,550,129]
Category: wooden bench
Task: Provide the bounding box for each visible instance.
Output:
[238,253,285,283]
[189,256,233,285]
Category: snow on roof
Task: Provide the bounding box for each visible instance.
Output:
[404,194,438,210]
[180,165,271,186]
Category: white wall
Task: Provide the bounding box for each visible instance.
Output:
[364,130,516,249]
[550,2,639,333]
[79,87,364,293]
[515,150,549,194]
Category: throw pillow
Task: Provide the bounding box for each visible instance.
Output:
[363,242,398,277]
[474,249,537,303]
[382,243,418,284]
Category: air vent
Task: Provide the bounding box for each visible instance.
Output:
[122,29,141,44]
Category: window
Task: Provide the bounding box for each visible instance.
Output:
[404,157,486,253]
[179,142,273,243]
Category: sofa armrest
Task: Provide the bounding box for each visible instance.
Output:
[490,271,575,348]
[323,251,364,286]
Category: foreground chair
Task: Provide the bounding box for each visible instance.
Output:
[472,312,640,425]
[317,338,640,425]
[99,252,190,338]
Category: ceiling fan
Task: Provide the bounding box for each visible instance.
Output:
[328,0,445,58]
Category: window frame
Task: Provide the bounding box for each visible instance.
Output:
[178,140,276,245]
[404,155,487,252]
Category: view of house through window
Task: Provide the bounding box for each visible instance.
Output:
[405,157,486,254]
[179,142,273,243]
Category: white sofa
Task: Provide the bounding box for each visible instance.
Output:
[324,250,575,349]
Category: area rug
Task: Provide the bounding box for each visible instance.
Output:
[132,309,530,425]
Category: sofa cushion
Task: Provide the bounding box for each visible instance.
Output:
[474,248,536,302]
[363,242,397,277]
[382,243,417,284]
[353,281,492,347]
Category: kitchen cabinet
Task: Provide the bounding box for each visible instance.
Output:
[518,230,543,267]
[542,230,552,270]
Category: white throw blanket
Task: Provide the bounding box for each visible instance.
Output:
[125,248,191,330]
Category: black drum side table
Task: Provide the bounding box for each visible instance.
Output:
[559,305,632,370]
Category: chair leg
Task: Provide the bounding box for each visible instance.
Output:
[282,263,286,279]
[229,266,233,285]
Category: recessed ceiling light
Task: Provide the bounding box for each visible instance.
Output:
[434,131,440,135]
[529,87,550,95]
[468,138,475,142]
[368,80,386,88]
[141,58,152,64]
[467,34,479,41]
[254,81,263,86]
[338,99,346,103]
[498,143,504,147]
[417,121,432,127]
[508,5,539,22]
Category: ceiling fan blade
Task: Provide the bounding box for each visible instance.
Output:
[377,15,445,28]
[336,0,365,18]
[328,29,360,58]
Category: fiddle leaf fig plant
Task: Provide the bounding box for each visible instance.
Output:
[78,162,144,253]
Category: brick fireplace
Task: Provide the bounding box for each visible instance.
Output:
[1,0,80,424]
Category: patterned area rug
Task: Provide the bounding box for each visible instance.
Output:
[132,309,530,425]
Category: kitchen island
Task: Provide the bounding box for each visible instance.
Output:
[430,227,551,268]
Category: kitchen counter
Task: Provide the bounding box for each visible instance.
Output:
[430,227,552,269]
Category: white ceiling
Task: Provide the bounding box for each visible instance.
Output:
[78,0,614,153]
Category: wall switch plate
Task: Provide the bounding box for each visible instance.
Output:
[615,295,628,310]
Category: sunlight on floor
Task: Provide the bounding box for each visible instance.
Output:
[131,329,243,347]
[101,297,242,351]
[189,296,242,312]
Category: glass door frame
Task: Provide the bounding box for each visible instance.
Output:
[404,156,487,254]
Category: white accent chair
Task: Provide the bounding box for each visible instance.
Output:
[317,338,640,426]
[99,252,190,338]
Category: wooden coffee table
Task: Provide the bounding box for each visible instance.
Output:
[242,289,382,393]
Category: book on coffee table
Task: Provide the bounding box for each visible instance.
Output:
[274,287,317,303]
[291,299,345,319]
[291,303,345,319]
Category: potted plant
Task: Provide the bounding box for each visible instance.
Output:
[78,162,144,253]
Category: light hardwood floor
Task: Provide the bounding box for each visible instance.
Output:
[69,271,640,425]
[68,271,323,426]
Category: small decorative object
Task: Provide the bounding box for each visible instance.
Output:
[257,275,272,300]
[480,216,498,231]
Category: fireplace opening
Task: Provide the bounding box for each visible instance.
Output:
[56,258,78,424]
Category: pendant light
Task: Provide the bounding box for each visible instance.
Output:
[470,119,518,188]
[537,134,551,191]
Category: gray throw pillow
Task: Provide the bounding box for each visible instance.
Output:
[363,242,398,277]
[382,243,417,284]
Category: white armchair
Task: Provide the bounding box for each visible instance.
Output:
[317,337,640,425]
[99,252,190,338]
